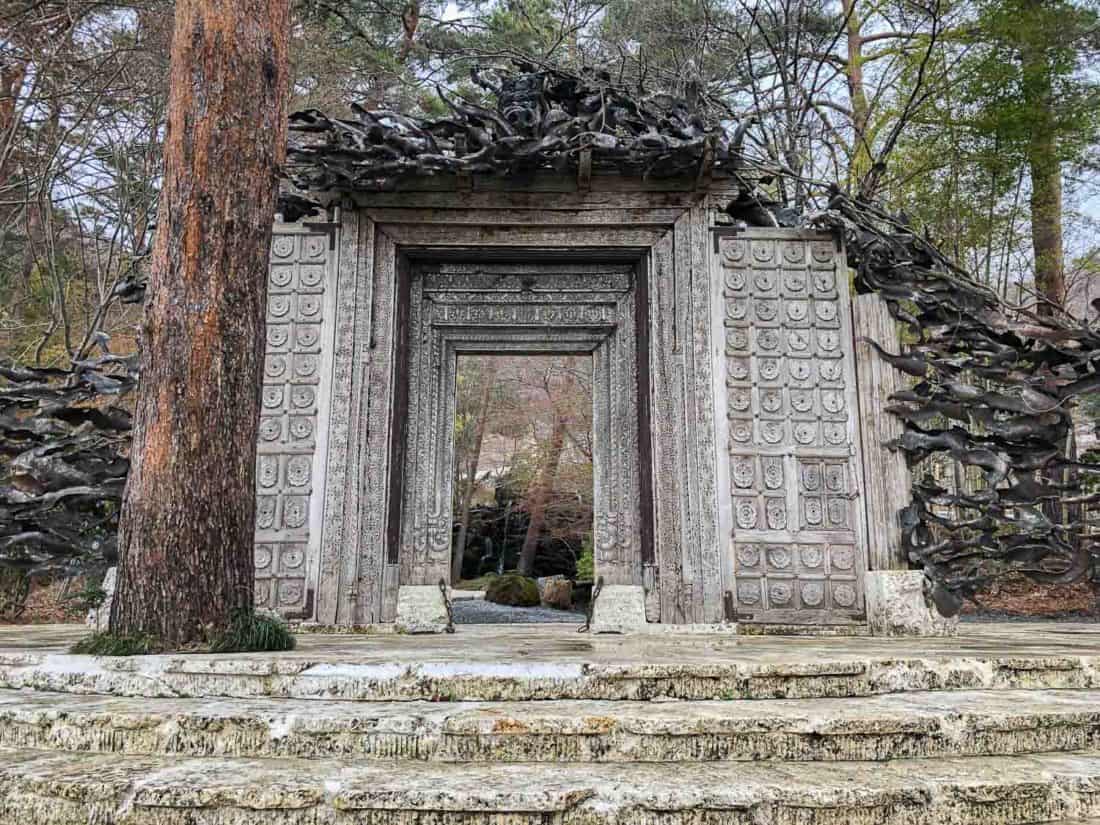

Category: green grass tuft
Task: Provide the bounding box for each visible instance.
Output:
[70,632,161,656]
[208,609,296,653]
[69,611,295,656]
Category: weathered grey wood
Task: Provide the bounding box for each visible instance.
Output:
[716,233,869,625]
[690,205,723,623]
[345,186,735,211]
[362,207,688,227]
[395,264,644,590]
[378,223,665,249]
[332,171,733,197]
[360,227,397,623]
[577,150,592,192]
[255,219,339,624]
[263,189,760,627]
[649,230,687,623]
[314,208,360,625]
[853,293,912,571]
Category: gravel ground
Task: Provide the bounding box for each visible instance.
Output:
[452,598,585,624]
[961,611,1099,623]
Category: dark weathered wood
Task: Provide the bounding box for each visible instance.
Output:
[853,293,911,571]
[111,0,291,645]
[286,65,740,196]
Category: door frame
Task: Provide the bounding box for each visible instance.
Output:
[385,257,652,591]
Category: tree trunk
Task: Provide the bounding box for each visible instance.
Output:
[517,413,568,577]
[0,57,27,191]
[1026,106,1065,312]
[841,0,872,186]
[1021,0,1064,313]
[452,365,496,584]
[111,0,291,647]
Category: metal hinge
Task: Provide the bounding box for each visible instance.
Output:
[723,590,737,622]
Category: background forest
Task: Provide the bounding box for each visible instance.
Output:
[1,0,1098,370]
[1,0,1098,615]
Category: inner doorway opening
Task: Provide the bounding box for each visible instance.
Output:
[450,354,594,624]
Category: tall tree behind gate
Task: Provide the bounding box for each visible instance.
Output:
[111,0,292,646]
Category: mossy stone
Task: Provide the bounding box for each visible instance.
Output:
[484,572,540,607]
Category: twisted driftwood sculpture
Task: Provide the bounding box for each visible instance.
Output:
[0,355,135,579]
[813,192,1097,614]
[285,63,742,194]
[2,64,1096,616]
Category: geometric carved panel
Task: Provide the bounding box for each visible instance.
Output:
[255,228,331,618]
[720,232,867,623]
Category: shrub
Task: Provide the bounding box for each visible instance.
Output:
[575,535,594,582]
[484,572,540,606]
[69,610,296,656]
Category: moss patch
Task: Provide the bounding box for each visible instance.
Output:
[209,610,296,653]
[453,573,499,591]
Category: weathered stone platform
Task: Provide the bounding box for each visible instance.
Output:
[2,622,1100,824]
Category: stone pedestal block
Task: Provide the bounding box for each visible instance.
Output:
[394,585,450,634]
[85,567,116,632]
[866,570,958,637]
[591,584,648,634]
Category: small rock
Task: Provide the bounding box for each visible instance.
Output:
[541,578,573,610]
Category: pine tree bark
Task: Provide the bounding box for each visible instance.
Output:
[110,0,291,646]
[1025,98,1065,312]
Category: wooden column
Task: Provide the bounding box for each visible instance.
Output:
[853,293,912,571]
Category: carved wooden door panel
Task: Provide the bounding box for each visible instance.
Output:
[718,231,868,624]
[254,222,337,621]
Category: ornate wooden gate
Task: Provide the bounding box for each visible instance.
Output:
[716,231,868,625]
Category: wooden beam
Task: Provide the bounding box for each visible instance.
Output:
[577,149,592,192]
[695,134,715,190]
[853,292,912,571]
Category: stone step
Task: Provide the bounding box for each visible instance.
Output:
[3,746,1100,824]
[3,687,1100,763]
[2,647,1099,702]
